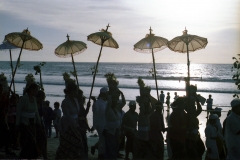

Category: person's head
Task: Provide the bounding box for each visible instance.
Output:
[171,97,186,111]
[128,101,136,112]
[35,90,46,103]
[0,83,3,95]
[230,98,240,115]
[25,83,39,96]
[45,100,50,107]
[209,114,218,125]
[65,83,78,98]
[161,91,163,94]
[155,101,163,113]
[174,92,177,95]
[188,85,197,96]
[214,107,222,117]
[54,102,60,109]
[10,94,18,105]
[167,92,170,95]
[99,87,108,100]
[209,94,212,98]
[111,89,121,107]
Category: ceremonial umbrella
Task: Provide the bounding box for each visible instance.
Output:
[0,41,19,92]
[55,34,87,88]
[87,24,119,102]
[168,28,208,89]
[5,28,43,92]
[134,27,168,101]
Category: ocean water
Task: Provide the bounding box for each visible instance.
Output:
[0,61,237,141]
[0,61,239,105]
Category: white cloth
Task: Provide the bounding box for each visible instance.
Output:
[16,94,41,125]
[92,98,107,129]
[205,124,219,159]
[225,112,240,160]
[173,95,179,101]
[58,96,80,134]
[53,109,62,125]
[105,96,125,135]
[95,126,106,154]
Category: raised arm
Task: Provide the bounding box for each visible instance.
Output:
[117,91,126,110]
[195,97,202,116]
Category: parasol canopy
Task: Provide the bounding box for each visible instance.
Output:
[168,28,208,91]
[168,29,208,53]
[55,34,87,88]
[5,29,43,51]
[134,27,168,101]
[5,28,43,93]
[87,24,119,103]
[0,40,20,92]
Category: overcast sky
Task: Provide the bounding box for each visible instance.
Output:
[0,0,239,64]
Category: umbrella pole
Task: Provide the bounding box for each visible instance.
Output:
[88,43,104,103]
[151,49,160,101]
[71,53,79,88]
[186,44,190,96]
[40,71,43,91]
[9,43,24,93]
[9,49,15,93]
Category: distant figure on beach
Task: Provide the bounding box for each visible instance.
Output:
[206,95,213,118]
[167,97,187,159]
[122,101,138,160]
[55,82,84,159]
[92,87,108,159]
[53,102,61,138]
[173,92,179,101]
[43,100,53,138]
[166,92,170,108]
[16,83,41,159]
[159,91,165,105]
[148,101,165,160]
[205,114,224,160]
[225,99,240,160]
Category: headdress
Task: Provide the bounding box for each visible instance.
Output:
[63,72,76,90]
[137,77,151,94]
[104,72,118,93]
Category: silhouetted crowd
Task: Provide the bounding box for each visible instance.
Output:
[0,79,240,160]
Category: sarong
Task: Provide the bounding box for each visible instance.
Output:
[36,125,47,158]
[55,126,84,159]
[125,131,135,153]
[104,129,119,160]
[148,138,164,160]
[19,122,38,159]
[170,138,187,160]
[133,137,150,159]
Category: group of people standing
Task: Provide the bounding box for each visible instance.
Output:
[1,73,240,160]
[0,83,62,159]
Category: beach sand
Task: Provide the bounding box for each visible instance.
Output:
[0,129,209,160]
